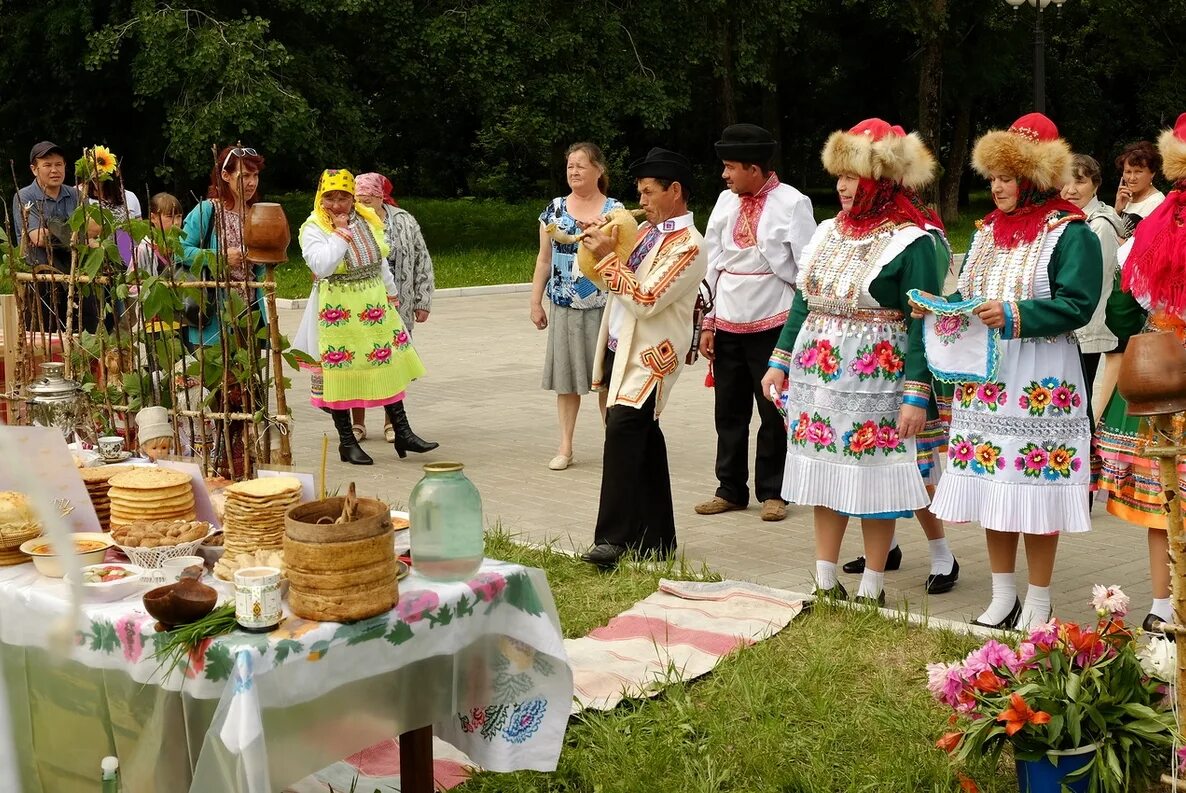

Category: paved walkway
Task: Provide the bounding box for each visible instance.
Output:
[278,292,1144,626]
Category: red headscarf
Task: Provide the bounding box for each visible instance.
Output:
[981,179,1083,249]
[1122,181,1186,313]
[836,178,945,238]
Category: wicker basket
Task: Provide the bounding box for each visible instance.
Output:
[117,531,214,570]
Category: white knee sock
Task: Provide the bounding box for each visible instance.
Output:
[1151,597,1173,622]
[928,538,954,575]
[1019,585,1052,630]
[815,560,838,590]
[977,573,1017,625]
[857,569,885,600]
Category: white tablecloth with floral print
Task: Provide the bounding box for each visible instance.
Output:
[0,559,572,792]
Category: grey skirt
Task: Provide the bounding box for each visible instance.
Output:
[542,303,604,395]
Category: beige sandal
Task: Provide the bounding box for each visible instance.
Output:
[352,424,367,443]
[383,422,395,443]
[548,454,573,471]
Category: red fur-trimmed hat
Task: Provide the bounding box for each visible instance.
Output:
[971,112,1072,191]
[821,118,937,189]
[1158,112,1186,183]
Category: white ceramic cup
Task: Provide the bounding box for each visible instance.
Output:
[234,566,283,631]
[97,436,125,460]
[161,555,206,582]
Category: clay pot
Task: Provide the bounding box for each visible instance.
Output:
[1118,331,1186,415]
[244,202,290,263]
[143,577,218,630]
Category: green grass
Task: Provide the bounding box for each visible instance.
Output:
[268,193,996,299]
[471,528,1018,793]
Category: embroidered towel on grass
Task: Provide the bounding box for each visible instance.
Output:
[565,578,804,711]
[908,289,1000,384]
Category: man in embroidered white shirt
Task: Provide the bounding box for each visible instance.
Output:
[696,124,816,522]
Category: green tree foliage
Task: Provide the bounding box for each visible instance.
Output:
[0,0,1182,214]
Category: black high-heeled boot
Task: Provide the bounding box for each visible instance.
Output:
[330,408,373,465]
[384,401,439,459]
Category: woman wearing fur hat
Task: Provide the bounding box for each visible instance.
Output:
[293,169,427,466]
[760,119,949,606]
[916,113,1102,630]
[1095,113,1186,635]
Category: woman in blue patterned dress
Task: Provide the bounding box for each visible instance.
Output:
[530,142,623,470]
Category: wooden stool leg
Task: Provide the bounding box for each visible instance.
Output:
[399,725,435,793]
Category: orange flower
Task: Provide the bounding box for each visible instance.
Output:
[972,670,1004,694]
[935,731,963,753]
[996,692,1051,736]
[957,776,981,793]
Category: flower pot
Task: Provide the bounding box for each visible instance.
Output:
[1015,744,1096,793]
[243,202,290,264]
[1117,331,1186,416]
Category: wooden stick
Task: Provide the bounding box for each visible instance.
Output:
[319,435,328,500]
[13,272,279,290]
[1160,774,1186,791]
[264,262,292,465]
[1149,414,1186,723]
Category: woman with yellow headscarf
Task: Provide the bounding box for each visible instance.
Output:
[293,169,433,465]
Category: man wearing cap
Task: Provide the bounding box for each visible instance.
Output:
[697,123,816,523]
[578,147,709,568]
[13,141,83,330]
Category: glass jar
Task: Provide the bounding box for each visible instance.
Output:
[408,462,484,581]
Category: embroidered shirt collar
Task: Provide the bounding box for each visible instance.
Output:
[650,212,695,235]
[733,173,780,249]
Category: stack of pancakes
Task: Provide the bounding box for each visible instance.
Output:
[107,468,196,531]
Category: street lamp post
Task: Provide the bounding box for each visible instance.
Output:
[1004,0,1068,114]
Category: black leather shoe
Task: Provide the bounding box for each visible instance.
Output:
[842,545,902,574]
[971,598,1022,630]
[854,591,886,608]
[580,543,627,568]
[925,558,960,595]
[1143,612,1176,641]
[812,582,848,602]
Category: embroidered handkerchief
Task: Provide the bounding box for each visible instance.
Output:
[907,290,1001,384]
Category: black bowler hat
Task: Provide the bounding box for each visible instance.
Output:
[629,147,693,188]
[29,140,65,164]
[714,124,777,163]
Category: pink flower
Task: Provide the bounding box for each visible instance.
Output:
[806,421,828,445]
[853,353,878,375]
[397,590,440,623]
[965,639,1023,675]
[1090,584,1130,618]
[115,614,149,663]
[361,306,386,322]
[952,441,974,462]
[1051,386,1072,408]
[367,345,393,363]
[1177,745,1186,774]
[925,662,968,707]
[468,572,506,602]
[395,330,410,346]
[797,348,819,368]
[935,315,963,337]
[875,425,899,449]
[816,424,835,446]
[1017,641,1038,666]
[1072,394,1082,407]
[1028,618,1060,649]
[1024,448,1048,471]
[977,383,1001,404]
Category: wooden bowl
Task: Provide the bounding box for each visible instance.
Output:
[142,579,218,629]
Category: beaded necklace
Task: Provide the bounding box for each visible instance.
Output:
[958,214,1055,301]
[801,222,900,315]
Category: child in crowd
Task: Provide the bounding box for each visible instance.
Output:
[130,192,185,370]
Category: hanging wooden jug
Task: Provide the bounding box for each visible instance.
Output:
[244,202,290,264]
[1117,331,1186,415]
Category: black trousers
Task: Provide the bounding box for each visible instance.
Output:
[593,355,675,554]
[712,327,787,504]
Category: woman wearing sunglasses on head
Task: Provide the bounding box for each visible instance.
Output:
[179,144,267,349]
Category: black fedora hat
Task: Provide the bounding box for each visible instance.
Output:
[629,147,693,188]
[715,124,777,163]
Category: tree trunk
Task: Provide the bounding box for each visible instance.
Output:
[916,0,946,207]
[719,17,737,128]
[940,97,972,225]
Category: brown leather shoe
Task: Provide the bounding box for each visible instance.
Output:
[760,499,787,521]
[694,496,746,515]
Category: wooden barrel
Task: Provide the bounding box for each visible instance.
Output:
[284,497,397,622]
[244,202,291,264]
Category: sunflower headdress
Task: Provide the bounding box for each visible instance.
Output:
[74,145,118,183]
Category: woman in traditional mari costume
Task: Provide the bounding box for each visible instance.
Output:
[1095,113,1186,635]
[294,169,426,465]
[761,119,946,606]
[921,113,1101,630]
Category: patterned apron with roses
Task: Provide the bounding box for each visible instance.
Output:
[929,219,1091,534]
[310,262,425,410]
[782,223,931,516]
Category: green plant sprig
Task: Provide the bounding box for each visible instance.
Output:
[151,603,238,679]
